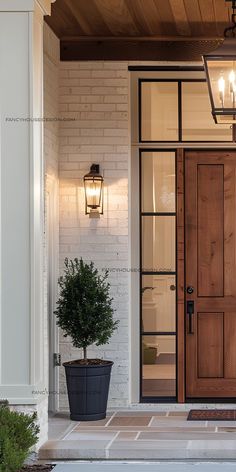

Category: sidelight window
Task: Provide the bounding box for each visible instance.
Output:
[140,150,177,400]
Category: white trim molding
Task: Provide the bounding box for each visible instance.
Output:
[0,0,54,406]
[0,0,55,15]
[37,0,56,15]
[46,174,59,413]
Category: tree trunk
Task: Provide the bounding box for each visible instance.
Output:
[83,347,87,361]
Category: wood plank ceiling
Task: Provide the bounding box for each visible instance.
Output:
[45,0,232,60]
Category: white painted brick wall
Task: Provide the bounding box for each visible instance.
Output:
[59,61,129,409]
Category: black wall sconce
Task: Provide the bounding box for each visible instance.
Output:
[83,164,104,217]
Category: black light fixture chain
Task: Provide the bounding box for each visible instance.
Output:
[225,0,236,37]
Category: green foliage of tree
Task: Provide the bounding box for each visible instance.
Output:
[0,402,39,472]
[54,258,119,360]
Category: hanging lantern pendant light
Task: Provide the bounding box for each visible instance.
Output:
[203,0,236,128]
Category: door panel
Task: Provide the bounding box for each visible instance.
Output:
[185,151,236,398]
[197,313,223,378]
[224,165,236,297]
[224,312,236,379]
[197,165,224,297]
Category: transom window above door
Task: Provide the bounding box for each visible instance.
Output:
[140,79,232,143]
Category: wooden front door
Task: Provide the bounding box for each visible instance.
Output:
[185,150,236,398]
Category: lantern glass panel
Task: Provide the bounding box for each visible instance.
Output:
[85,179,102,208]
[207,60,236,107]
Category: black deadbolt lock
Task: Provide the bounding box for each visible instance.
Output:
[187,286,194,294]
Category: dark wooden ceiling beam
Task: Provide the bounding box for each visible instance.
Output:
[46,0,232,40]
[60,35,224,41]
[60,38,222,61]
[46,0,232,61]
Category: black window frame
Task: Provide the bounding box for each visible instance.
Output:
[139,148,177,403]
[139,78,233,144]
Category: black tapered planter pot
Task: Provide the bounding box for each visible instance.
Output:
[63,360,113,421]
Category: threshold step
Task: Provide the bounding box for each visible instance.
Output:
[53,462,236,472]
[39,439,236,460]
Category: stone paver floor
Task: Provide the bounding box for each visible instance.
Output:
[39,410,236,460]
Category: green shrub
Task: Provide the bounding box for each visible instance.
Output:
[0,402,39,472]
[54,258,119,361]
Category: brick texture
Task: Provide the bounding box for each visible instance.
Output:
[59,61,129,409]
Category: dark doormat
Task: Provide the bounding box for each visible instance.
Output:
[187,409,236,421]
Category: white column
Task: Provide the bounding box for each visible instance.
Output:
[0,0,55,404]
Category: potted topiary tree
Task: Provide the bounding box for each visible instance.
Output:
[54,258,119,421]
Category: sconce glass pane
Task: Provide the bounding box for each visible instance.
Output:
[85,180,102,208]
[141,82,179,141]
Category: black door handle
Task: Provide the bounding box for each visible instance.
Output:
[187,286,194,294]
[187,300,194,334]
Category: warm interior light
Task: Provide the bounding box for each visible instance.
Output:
[86,182,101,209]
[216,72,236,108]
[86,184,100,197]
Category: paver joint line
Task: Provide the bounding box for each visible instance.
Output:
[105,412,117,428]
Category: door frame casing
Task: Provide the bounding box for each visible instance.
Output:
[177,149,185,402]
[130,146,236,404]
[129,63,236,404]
[46,174,59,413]
[174,148,236,403]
